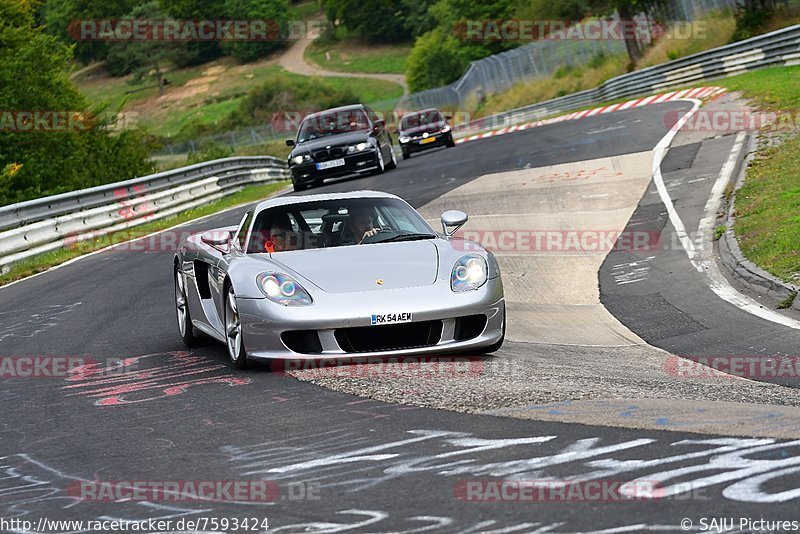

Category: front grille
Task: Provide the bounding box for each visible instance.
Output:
[312,147,346,162]
[335,321,443,353]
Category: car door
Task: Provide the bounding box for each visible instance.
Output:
[191,210,252,338]
[366,106,391,158]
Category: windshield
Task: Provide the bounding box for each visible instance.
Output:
[400,110,444,131]
[296,109,370,143]
[247,197,435,253]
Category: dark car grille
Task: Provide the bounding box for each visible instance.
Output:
[453,315,488,341]
[311,147,346,162]
[281,330,323,354]
[335,321,443,353]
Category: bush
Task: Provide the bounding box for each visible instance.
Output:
[405,28,468,92]
[0,0,154,206]
[187,142,234,164]
[174,73,359,140]
[731,6,771,42]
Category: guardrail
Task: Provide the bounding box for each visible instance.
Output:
[0,156,290,270]
[452,23,800,138]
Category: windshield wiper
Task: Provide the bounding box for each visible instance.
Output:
[379,233,437,243]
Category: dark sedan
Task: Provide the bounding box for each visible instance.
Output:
[397,108,455,159]
[286,104,397,192]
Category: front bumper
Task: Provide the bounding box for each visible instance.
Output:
[236,277,504,360]
[290,150,380,185]
[400,133,451,153]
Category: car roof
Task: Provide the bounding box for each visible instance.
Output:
[302,104,367,121]
[252,190,402,213]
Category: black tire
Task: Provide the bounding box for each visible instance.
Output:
[293,182,307,192]
[481,304,506,354]
[386,145,398,170]
[402,149,410,160]
[446,133,456,148]
[224,283,249,369]
[175,267,199,347]
[371,146,386,175]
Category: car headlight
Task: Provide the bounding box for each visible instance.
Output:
[399,136,410,144]
[441,125,451,133]
[257,272,313,306]
[291,155,310,165]
[347,142,370,153]
[450,254,488,292]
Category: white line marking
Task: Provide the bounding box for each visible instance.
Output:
[653,112,800,330]
[651,98,702,260]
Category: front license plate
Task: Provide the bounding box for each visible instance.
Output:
[316,158,345,170]
[419,137,436,145]
[371,312,413,325]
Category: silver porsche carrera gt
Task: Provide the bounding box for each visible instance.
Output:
[173,191,505,368]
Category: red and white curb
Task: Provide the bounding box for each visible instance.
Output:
[454,86,727,144]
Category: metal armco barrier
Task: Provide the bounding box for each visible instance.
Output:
[452,23,800,138]
[0,157,290,270]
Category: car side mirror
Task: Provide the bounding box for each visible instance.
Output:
[445,115,452,121]
[201,230,232,252]
[285,139,295,147]
[441,210,468,237]
[372,119,385,132]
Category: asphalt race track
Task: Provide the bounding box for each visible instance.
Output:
[2,101,800,533]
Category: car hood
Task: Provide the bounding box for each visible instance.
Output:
[291,131,371,156]
[266,240,439,293]
[400,122,445,137]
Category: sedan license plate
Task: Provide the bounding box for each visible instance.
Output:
[419,137,436,145]
[316,158,345,170]
[371,312,413,325]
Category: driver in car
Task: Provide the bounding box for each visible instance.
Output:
[268,220,301,252]
[340,208,379,245]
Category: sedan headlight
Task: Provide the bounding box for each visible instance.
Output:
[257,272,313,306]
[450,254,488,292]
[291,155,311,165]
[347,142,370,153]
[399,136,410,144]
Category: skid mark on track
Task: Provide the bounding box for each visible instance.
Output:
[61,351,251,406]
[0,302,82,343]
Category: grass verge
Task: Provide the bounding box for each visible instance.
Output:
[75,61,403,139]
[305,39,411,74]
[0,181,289,288]
[712,65,800,283]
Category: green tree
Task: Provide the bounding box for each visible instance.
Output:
[104,1,181,91]
[405,28,467,92]
[220,0,290,62]
[43,0,141,64]
[321,0,412,42]
[160,0,225,65]
[404,0,517,91]
[0,0,153,206]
